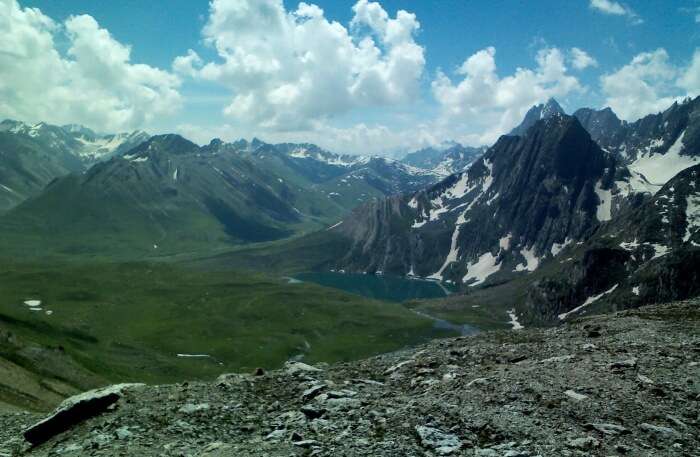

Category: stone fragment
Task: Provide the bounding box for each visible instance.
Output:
[639,423,679,438]
[179,403,210,414]
[285,361,322,375]
[564,390,588,401]
[23,383,145,446]
[584,423,629,435]
[415,425,461,455]
[566,436,600,450]
[302,383,326,401]
[608,358,637,370]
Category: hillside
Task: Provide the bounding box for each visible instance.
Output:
[1,299,697,455]
[0,259,444,412]
[0,135,440,259]
[0,120,148,213]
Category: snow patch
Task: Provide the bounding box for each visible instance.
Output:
[499,234,512,251]
[684,194,700,242]
[650,243,668,260]
[507,309,524,330]
[632,286,640,296]
[594,180,612,222]
[462,252,501,286]
[619,239,640,251]
[550,238,572,257]
[326,221,343,230]
[514,246,539,272]
[558,284,619,320]
[630,131,697,185]
[427,224,463,281]
[614,171,661,198]
[0,183,19,195]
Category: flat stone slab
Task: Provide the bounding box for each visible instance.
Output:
[23,383,145,446]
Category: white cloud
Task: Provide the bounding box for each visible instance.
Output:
[0,0,182,131]
[175,0,425,132]
[679,50,700,95]
[589,0,642,23]
[431,47,583,145]
[600,48,700,121]
[570,47,598,70]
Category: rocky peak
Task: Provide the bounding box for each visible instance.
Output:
[333,113,619,285]
[135,134,199,156]
[509,98,566,136]
[573,107,625,150]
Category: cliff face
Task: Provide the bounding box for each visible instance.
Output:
[3,299,698,456]
[333,114,623,287]
[525,164,700,322]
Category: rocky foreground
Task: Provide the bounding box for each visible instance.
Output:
[1,300,698,456]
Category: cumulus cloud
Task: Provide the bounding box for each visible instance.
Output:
[430,47,583,145]
[600,48,700,121]
[0,0,182,131]
[174,0,425,132]
[570,48,598,70]
[589,0,642,23]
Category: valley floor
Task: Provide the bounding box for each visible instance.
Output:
[1,299,698,456]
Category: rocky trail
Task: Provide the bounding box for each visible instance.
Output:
[1,300,698,456]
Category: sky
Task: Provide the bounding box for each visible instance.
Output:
[2,0,700,155]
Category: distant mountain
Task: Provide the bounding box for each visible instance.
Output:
[0,120,149,212]
[575,96,700,187]
[0,135,440,258]
[509,98,565,136]
[0,120,149,166]
[401,143,487,177]
[228,139,439,215]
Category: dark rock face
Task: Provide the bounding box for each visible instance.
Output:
[573,107,625,151]
[333,114,621,286]
[526,165,700,322]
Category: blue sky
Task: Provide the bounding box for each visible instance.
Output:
[7,0,700,154]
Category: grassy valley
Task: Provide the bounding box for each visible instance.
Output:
[0,259,448,410]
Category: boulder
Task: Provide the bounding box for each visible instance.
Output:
[23,383,145,446]
[415,425,461,455]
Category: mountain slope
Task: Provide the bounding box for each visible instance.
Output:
[0,134,441,258]
[401,143,487,177]
[575,96,700,187]
[524,163,700,322]
[0,135,308,257]
[328,113,627,286]
[0,120,148,212]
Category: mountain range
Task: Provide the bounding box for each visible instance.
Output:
[0,120,148,213]
[0,128,441,257]
[309,96,700,322]
[1,96,699,321]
